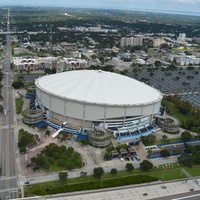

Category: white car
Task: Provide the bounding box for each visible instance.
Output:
[181,180,187,184]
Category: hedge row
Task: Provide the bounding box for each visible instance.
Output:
[26,175,158,196]
[15,95,23,114]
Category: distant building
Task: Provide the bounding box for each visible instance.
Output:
[111,57,132,69]
[195,37,200,44]
[179,33,186,40]
[58,26,118,33]
[112,46,119,53]
[12,57,39,71]
[133,58,146,65]
[12,57,88,71]
[152,38,165,47]
[177,33,186,42]
[60,42,76,50]
[82,50,95,58]
[120,37,143,47]
[174,56,200,66]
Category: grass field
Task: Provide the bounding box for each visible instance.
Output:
[162,99,194,123]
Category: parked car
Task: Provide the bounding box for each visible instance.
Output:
[130,156,134,161]
[134,155,140,161]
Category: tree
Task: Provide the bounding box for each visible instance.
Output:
[147,149,153,158]
[178,153,193,167]
[52,152,60,160]
[0,105,3,113]
[45,130,51,136]
[173,149,181,155]
[66,162,75,170]
[58,171,68,181]
[43,161,51,170]
[160,149,170,157]
[126,163,134,171]
[110,168,117,175]
[149,72,154,76]
[57,159,66,167]
[155,60,161,67]
[12,81,24,89]
[80,171,87,179]
[162,135,168,140]
[93,167,104,178]
[181,131,192,141]
[67,147,74,153]
[192,151,200,165]
[140,160,153,171]
[184,145,194,153]
[26,163,31,169]
[195,109,200,120]
[140,135,156,145]
[33,166,40,172]
[19,146,26,154]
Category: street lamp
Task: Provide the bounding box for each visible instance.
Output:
[162,168,167,180]
[100,176,104,187]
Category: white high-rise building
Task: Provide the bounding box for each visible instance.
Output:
[152,38,165,47]
[120,37,143,47]
[179,33,186,39]
[178,33,186,42]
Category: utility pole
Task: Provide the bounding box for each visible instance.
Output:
[50,24,53,51]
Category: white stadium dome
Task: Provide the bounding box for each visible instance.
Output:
[35,70,163,140]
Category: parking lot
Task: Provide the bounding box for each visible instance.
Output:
[128,68,200,108]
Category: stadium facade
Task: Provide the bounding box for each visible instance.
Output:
[35,70,163,140]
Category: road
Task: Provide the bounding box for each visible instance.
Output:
[153,191,200,200]
[26,156,178,185]
[0,9,18,200]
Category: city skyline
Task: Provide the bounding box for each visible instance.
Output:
[0,0,200,14]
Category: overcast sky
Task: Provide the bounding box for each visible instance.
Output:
[1,0,200,13]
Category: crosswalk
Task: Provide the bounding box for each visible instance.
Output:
[0,123,18,129]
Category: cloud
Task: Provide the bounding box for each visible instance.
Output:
[176,0,200,3]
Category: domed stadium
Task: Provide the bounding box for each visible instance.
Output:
[35,70,163,140]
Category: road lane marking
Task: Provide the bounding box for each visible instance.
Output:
[172,193,200,200]
[0,176,17,180]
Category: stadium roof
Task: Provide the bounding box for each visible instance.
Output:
[35,70,162,106]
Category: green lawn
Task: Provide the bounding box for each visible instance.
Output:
[15,95,23,114]
[163,100,193,123]
[172,47,187,51]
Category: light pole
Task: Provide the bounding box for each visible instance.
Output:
[162,168,166,180]
[100,176,104,187]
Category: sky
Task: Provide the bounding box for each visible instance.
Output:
[1,0,200,14]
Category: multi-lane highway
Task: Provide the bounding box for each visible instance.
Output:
[0,9,18,200]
